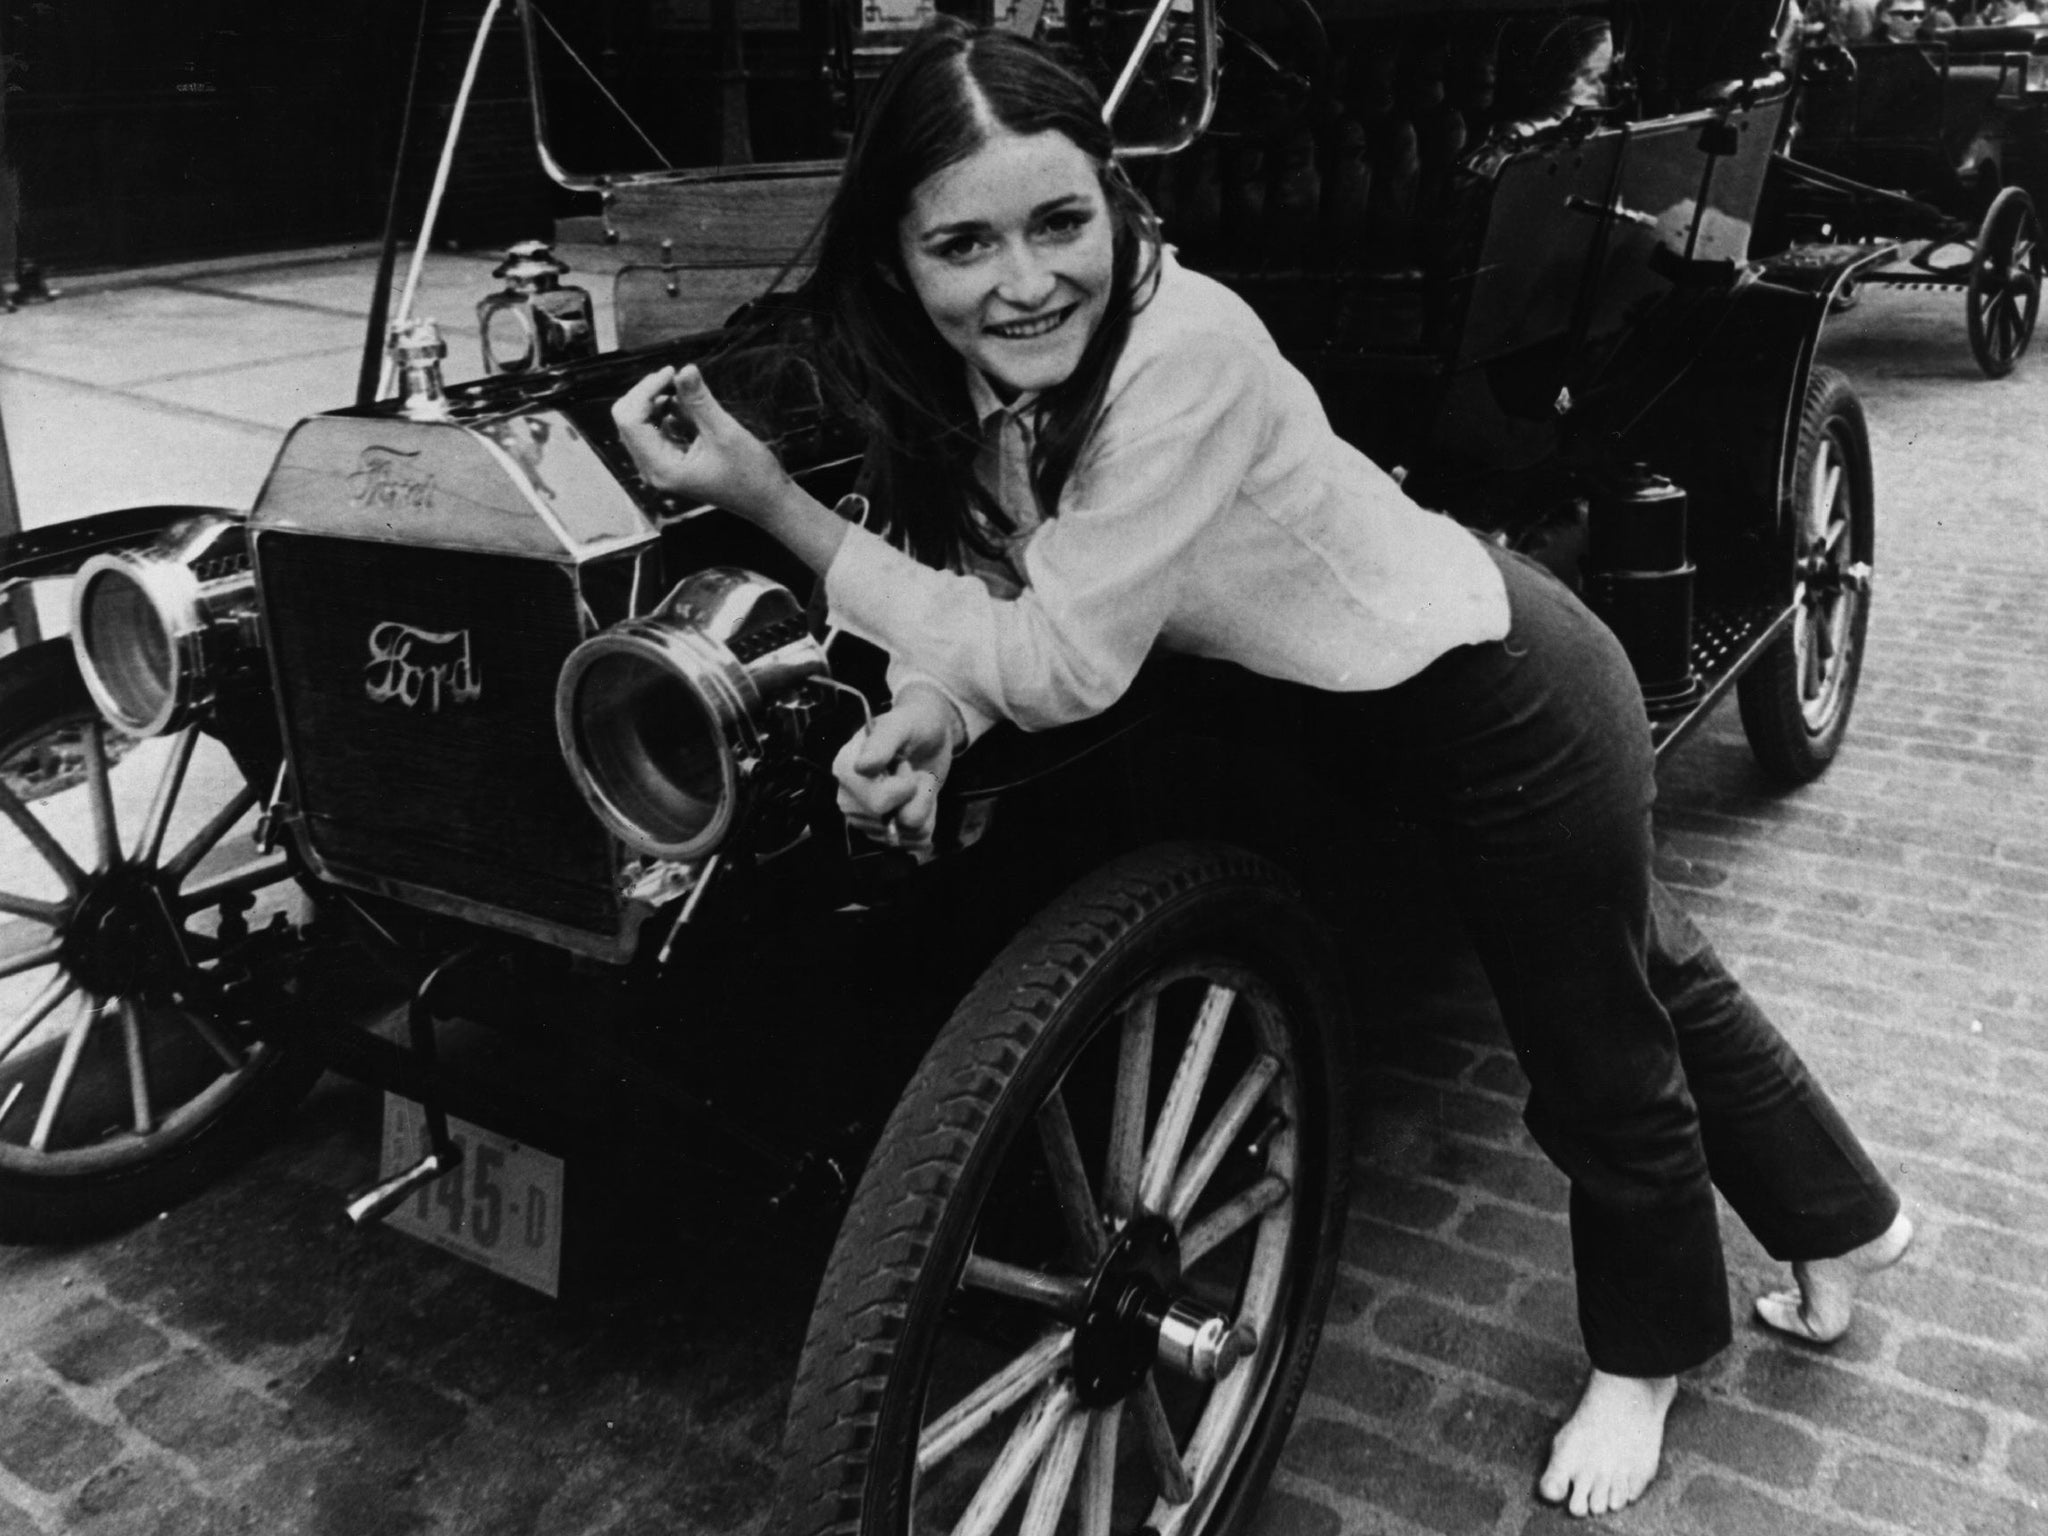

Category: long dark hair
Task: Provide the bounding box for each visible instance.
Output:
[1494,14,1613,124]
[801,20,1161,567]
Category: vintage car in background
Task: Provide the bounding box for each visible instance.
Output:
[0,2,1881,1534]
[1765,20,2048,374]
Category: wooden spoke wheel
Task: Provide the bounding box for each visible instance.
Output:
[1966,186,2042,379]
[778,843,1351,1536]
[1738,367,1875,786]
[0,642,321,1242]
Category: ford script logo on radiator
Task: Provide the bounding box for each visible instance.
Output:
[365,622,482,711]
[348,446,439,513]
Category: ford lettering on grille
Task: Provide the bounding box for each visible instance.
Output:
[348,446,439,513]
[365,622,482,711]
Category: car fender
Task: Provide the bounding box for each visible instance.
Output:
[0,504,243,588]
[1614,252,1885,592]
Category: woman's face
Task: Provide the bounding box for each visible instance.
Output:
[897,127,1116,398]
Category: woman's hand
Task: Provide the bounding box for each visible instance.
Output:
[612,365,791,518]
[613,365,852,577]
[833,685,964,851]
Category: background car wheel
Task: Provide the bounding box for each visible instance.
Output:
[0,640,322,1243]
[778,842,1351,1536]
[1737,366,1874,787]
[1966,186,2042,379]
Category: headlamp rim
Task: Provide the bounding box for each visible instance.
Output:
[557,617,759,862]
[70,550,200,738]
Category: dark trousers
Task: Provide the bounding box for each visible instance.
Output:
[1308,544,1899,1376]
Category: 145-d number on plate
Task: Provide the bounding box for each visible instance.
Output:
[380,1095,564,1297]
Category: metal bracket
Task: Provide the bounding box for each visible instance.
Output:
[343,944,483,1227]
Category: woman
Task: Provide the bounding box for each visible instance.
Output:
[1494,14,1616,129]
[611,21,1909,1520]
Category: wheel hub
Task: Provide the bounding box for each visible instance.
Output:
[1070,1216,1256,1407]
[1799,556,1871,596]
[61,868,183,998]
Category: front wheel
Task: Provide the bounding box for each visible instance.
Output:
[0,641,322,1242]
[1737,366,1875,786]
[1966,185,2042,379]
[778,842,1352,1536]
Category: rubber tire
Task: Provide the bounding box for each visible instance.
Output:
[776,841,1352,1536]
[1737,367,1874,787]
[0,641,322,1244]
[1965,186,2042,380]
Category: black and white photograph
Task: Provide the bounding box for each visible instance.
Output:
[0,1,2043,1532]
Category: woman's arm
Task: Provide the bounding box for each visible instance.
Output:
[612,365,851,576]
[826,332,1272,733]
[615,366,974,843]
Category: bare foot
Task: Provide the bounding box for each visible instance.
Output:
[1538,1369,1678,1518]
[1754,1208,1915,1345]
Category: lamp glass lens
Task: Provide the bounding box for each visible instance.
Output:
[484,304,536,373]
[80,568,173,731]
[575,650,727,850]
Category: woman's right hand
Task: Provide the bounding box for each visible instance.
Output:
[612,365,791,517]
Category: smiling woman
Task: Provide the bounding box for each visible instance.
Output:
[607,21,1910,1523]
[896,135,1116,400]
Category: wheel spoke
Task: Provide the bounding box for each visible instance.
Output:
[79,723,121,868]
[961,1254,1090,1317]
[1159,1159,1297,1536]
[0,890,65,926]
[1038,1088,1108,1266]
[1018,1402,1089,1536]
[177,853,293,914]
[1078,1407,1120,1536]
[949,1381,1076,1536]
[0,970,78,1065]
[1103,995,1155,1224]
[1181,1174,1291,1267]
[118,997,155,1135]
[0,938,64,983]
[918,1329,1072,1475]
[1166,1053,1280,1227]
[1137,984,1235,1216]
[1814,601,1839,664]
[162,782,258,887]
[1129,1379,1193,1505]
[133,728,199,867]
[29,1000,99,1152]
[1812,460,1842,539]
[174,1005,246,1073]
[0,775,87,898]
[0,1081,23,1130]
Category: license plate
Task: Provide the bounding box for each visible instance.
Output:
[379,1095,565,1298]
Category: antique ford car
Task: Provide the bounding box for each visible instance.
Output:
[0,1,1879,1533]
[1764,18,2048,375]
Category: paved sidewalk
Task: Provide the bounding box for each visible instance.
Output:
[0,245,617,533]
[0,253,2044,1536]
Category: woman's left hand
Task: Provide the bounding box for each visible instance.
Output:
[612,365,791,518]
[833,686,962,851]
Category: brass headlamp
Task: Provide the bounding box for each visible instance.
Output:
[555,568,834,861]
[70,514,262,738]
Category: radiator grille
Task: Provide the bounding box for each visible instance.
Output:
[257,532,620,934]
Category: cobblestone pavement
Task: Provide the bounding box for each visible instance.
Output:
[1,257,2044,1535]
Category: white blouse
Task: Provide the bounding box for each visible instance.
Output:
[823,249,1511,743]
